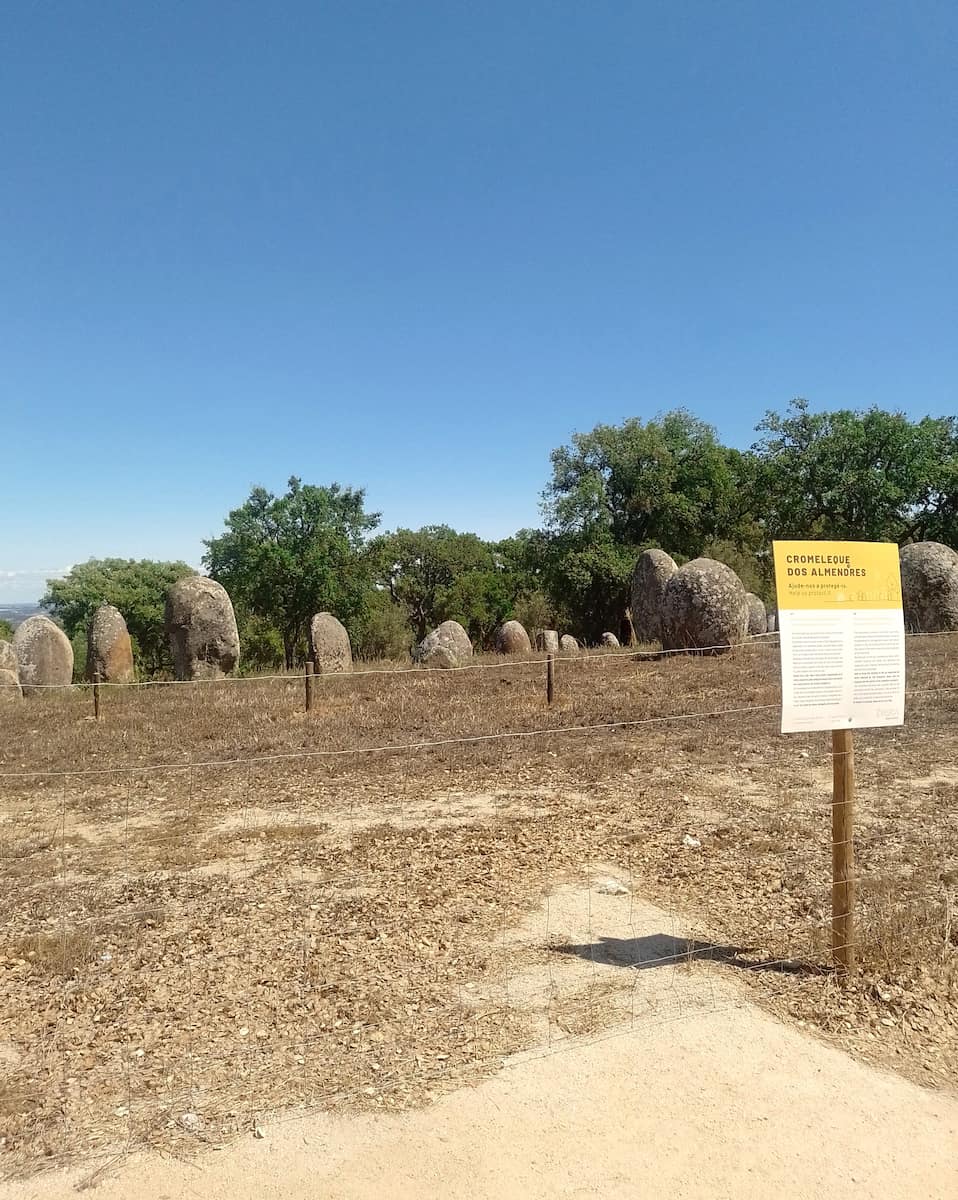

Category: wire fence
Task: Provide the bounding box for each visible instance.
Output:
[1,624,950,705]
[3,633,788,690]
[1,635,956,1178]
[6,625,958,692]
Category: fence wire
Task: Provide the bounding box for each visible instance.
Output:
[4,626,958,691]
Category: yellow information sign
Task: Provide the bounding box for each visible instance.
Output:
[773,540,905,734]
[772,541,902,611]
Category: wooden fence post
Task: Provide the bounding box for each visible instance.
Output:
[546,653,555,706]
[305,661,315,713]
[93,671,102,722]
[831,727,856,974]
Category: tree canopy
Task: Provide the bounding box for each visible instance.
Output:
[203,477,380,668]
[41,559,195,675]
[368,525,522,645]
[754,400,958,547]
[37,401,958,672]
[544,410,753,558]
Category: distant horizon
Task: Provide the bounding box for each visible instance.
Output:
[1,567,195,608]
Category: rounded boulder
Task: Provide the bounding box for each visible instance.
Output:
[165,577,240,680]
[631,549,678,645]
[899,541,958,633]
[87,604,135,683]
[309,612,352,673]
[745,593,768,636]
[0,639,21,701]
[661,558,749,653]
[559,634,580,654]
[414,620,473,669]
[601,632,620,648]
[13,615,74,694]
[495,620,532,655]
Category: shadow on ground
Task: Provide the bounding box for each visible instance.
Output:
[550,933,825,977]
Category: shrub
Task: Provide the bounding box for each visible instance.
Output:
[353,595,414,661]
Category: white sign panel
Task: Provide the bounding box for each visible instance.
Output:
[773,541,905,735]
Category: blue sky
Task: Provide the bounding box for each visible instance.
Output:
[3,2,956,602]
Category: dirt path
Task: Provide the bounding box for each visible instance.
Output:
[4,883,957,1199]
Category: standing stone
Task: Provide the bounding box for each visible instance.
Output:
[165,577,240,680]
[309,612,352,673]
[87,604,135,683]
[601,632,620,648]
[414,620,473,669]
[899,541,958,633]
[13,615,74,694]
[559,634,580,654]
[631,549,678,645]
[0,639,21,700]
[495,620,532,655]
[537,629,560,654]
[661,558,749,653]
[766,611,777,633]
[744,593,768,636]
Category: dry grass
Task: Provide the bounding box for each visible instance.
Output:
[1,641,956,1174]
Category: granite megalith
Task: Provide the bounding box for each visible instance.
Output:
[309,612,352,673]
[414,620,473,669]
[661,558,749,653]
[631,549,678,645]
[87,604,135,683]
[0,639,21,700]
[744,593,768,637]
[899,541,958,634]
[496,620,533,655]
[13,615,74,695]
[165,577,240,680]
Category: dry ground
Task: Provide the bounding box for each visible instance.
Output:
[1,639,956,1177]
[5,885,957,1200]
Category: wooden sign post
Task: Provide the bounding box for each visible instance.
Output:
[773,540,905,979]
[831,728,856,974]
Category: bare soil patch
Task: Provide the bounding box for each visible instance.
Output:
[3,883,957,1200]
[1,641,956,1175]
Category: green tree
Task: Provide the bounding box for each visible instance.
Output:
[544,410,754,559]
[0,619,13,641]
[754,400,958,543]
[235,613,286,674]
[494,529,553,594]
[369,526,507,643]
[439,569,516,647]
[539,412,760,637]
[352,590,415,661]
[70,629,87,683]
[914,417,958,547]
[204,477,380,669]
[511,589,554,642]
[540,532,636,644]
[41,559,196,676]
[498,526,637,643]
